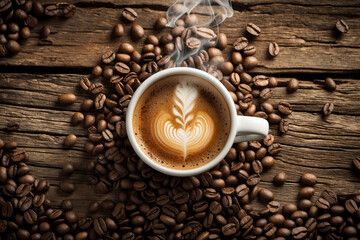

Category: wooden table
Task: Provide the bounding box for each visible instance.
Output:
[1,0,360,216]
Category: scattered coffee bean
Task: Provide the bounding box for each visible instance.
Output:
[155,17,168,29]
[336,19,349,33]
[287,78,299,93]
[72,112,84,124]
[274,171,287,185]
[122,8,137,22]
[301,173,317,186]
[63,134,77,148]
[268,42,279,57]
[299,186,315,199]
[324,77,336,92]
[278,102,292,115]
[258,188,274,202]
[246,22,261,37]
[131,24,144,39]
[62,163,74,176]
[59,180,75,193]
[113,23,124,37]
[40,25,50,38]
[243,56,258,69]
[58,93,77,105]
[279,119,289,134]
[322,102,334,116]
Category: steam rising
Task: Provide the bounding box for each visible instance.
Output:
[166,0,233,66]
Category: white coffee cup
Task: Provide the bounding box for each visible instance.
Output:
[126,67,269,177]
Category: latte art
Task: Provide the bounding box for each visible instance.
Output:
[152,82,215,160]
[133,74,231,170]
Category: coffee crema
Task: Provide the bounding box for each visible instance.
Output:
[133,74,231,170]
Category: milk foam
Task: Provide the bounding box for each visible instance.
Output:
[152,81,214,160]
[133,74,231,170]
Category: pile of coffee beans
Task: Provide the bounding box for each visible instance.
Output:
[1,137,359,239]
[0,0,75,56]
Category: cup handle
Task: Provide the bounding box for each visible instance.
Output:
[234,116,269,143]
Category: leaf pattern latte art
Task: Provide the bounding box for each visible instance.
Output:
[152,82,215,160]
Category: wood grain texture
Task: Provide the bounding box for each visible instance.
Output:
[0,1,359,73]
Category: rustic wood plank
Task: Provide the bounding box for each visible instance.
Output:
[1,73,360,115]
[0,3,359,73]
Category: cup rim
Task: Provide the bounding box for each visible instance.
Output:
[126,67,238,177]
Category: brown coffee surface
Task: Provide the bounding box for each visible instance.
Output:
[133,74,231,170]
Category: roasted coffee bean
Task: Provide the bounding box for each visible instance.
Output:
[301,173,317,186]
[89,201,99,213]
[102,50,115,64]
[258,188,274,202]
[243,56,258,69]
[261,156,275,168]
[268,42,280,56]
[321,189,338,204]
[63,4,76,17]
[287,78,299,93]
[155,17,167,29]
[59,181,75,194]
[278,102,292,115]
[122,8,137,22]
[267,201,281,213]
[40,25,50,38]
[220,62,234,75]
[186,37,201,49]
[63,134,77,148]
[345,199,358,214]
[45,4,61,16]
[62,163,74,175]
[279,119,289,134]
[94,217,107,236]
[273,172,287,185]
[24,209,37,224]
[324,77,336,92]
[246,23,261,37]
[247,174,261,186]
[299,186,315,199]
[253,75,269,88]
[353,157,360,172]
[217,33,227,50]
[113,23,124,37]
[233,37,248,51]
[292,226,308,239]
[58,93,77,105]
[336,19,349,33]
[196,27,216,39]
[131,24,144,39]
[316,197,331,210]
[72,112,84,125]
[252,160,263,174]
[243,45,256,56]
[95,93,106,110]
[236,184,249,197]
[269,213,285,226]
[268,113,281,124]
[268,76,278,87]
[323,102,334,116]
[6,40,21,54]
[222,223,237,236]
